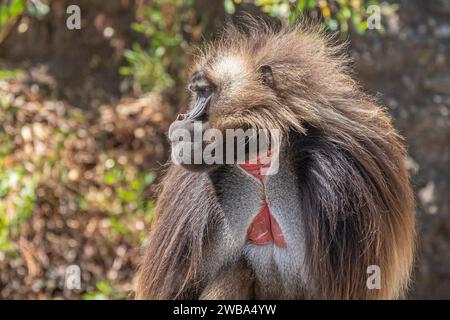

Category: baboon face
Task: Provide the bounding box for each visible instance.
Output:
[182,24,360,137]
[187,53,277,131]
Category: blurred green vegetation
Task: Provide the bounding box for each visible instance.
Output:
[82,279,125,300]
[0,0,48,43]
[226,0,398,33]
[0,68,23,80]
[121,0,397,94]
[0,93,156,239]
[0,0,25,43]
[0,79,165,298]
[120,0,198,94]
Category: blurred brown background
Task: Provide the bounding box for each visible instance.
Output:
[0,0,448,299]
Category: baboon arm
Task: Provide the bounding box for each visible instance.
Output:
[200,260,254,300]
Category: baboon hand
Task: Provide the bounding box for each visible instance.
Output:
[168,115,218,172]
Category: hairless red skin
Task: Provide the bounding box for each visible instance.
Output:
[240,156,287,248]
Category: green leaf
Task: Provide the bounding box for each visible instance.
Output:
[27,1,50,17]
[117,187,137,203]
[224,0,235,14]
[144,172,156,187]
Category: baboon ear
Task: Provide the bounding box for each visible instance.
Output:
[258,65,275,88]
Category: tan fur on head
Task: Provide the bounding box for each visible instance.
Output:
[191,19,356,136]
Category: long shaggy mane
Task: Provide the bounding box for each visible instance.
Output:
[136,18,415,300]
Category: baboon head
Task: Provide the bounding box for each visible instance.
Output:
[186,21,359,138]
[138,20,415,300]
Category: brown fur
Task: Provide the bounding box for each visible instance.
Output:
[136,20,415,300]
[199,259,255,299]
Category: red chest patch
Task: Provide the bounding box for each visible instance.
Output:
[240,157,287,248]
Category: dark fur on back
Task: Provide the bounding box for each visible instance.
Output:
[136,20,415,299]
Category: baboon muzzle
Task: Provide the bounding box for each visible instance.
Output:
[186,94,212,121]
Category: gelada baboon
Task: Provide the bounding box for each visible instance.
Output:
[136,20,415,300]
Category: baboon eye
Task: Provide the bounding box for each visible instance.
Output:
[189,72,214,98]
[190,84,213,98]
[258,65,275,88]
[186,71,215,121]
